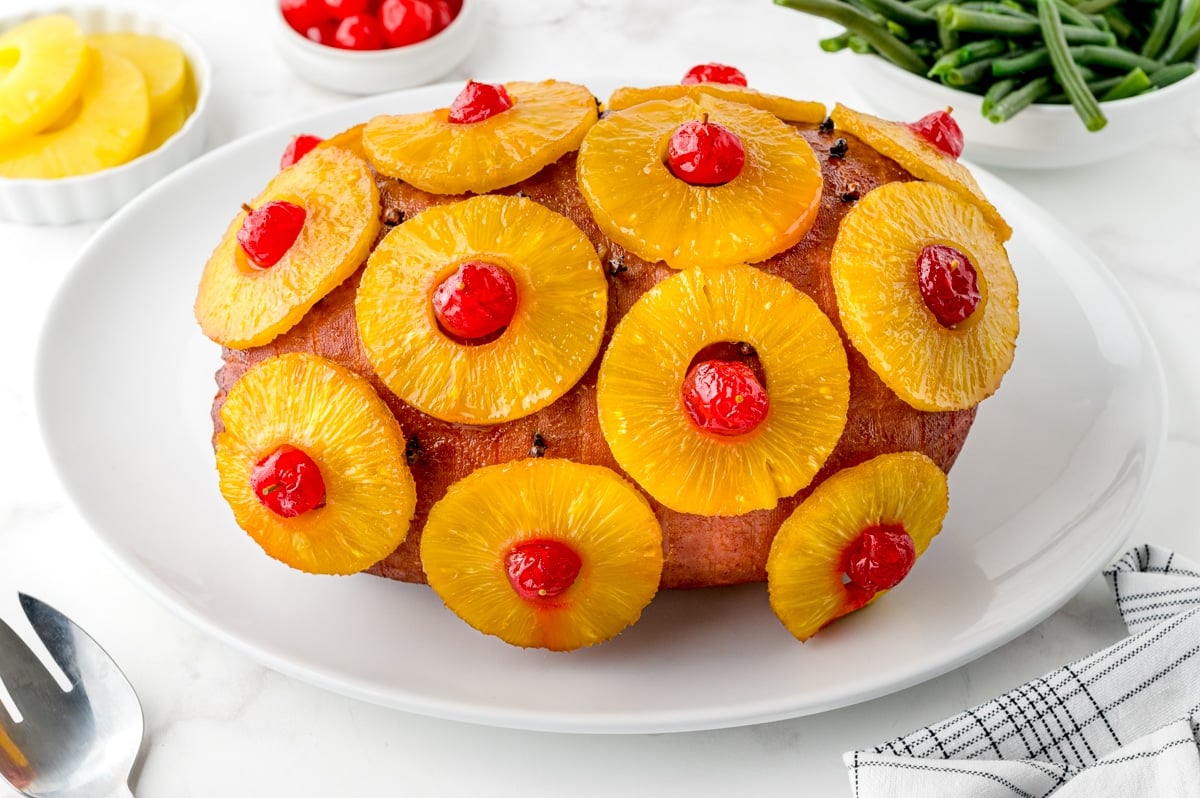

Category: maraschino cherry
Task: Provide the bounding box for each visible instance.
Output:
[333,13,384,50]
[909,109,964,159]
[505,539,582,601]
[251,445,327,518]
[448,81,513,124]
[666,115,746,186]
[843,524,916,593]
[681,63,748,86]
[379,0,436,47]
[237,201,306,269]
[917,243,981,327]
[280,134,323,170]
[682,359,769,436]
[432,260,519,340]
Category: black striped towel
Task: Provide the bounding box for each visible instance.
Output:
[844,544,1200,797]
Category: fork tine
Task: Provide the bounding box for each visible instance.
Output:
[0,613,65,717]
[17,594,85,690]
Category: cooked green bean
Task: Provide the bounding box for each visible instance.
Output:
[1099,66,1152,98]
[946,56,1003,83]
[820,31,853,50]
[1166,0,1200,54]
[1038,0,1107,129]
[775,0,931,72]
[986,75,1054,120]
[928,37,1009,75]
[1161,20,1200,62]
[858,0,939,26]
[1149,61,1197,86]
[939,7,1117,43]
[992,46,1052,74]
[1140,0,1180,57]
[1074,0,1121,14]
[982,77,1020,113]
[1071,44,1161,71]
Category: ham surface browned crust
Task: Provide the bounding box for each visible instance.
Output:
[211,124,976,589]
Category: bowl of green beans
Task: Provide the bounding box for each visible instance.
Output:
[775,0,1200,168]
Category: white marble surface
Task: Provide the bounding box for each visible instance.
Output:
[2,0,1199,794]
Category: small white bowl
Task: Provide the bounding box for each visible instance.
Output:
[271,0,482,95]
[847,53,1200,169]
[0,6,211,225]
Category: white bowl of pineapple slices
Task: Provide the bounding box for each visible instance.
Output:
[0,6,211,224]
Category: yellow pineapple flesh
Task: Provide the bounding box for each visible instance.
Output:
[831,180,1019,411]
[577,95,823,270]
[363,80,598,194]
[0,47,148,178]
[830,103,1012,242]
[356,194,607,424]
[420,459,664,651]
[88,32,186,119]
[607,83,826,124]
[216,353,417,575]
[314,122,366,161]
[597,264,850,516]
[0,15,88,146]
[194,146,381,348]
[767,452,949,641]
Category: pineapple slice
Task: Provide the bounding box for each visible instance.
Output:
[0,15,88,146]
[216,353,417,575]
[830,103,1012,242]
[363,80,598,194]
[577,95,823,270]
[831,180,1019,411]
[139,97,187,155]
[0,47,149,179]
[356,194,607,424]
[314,122,366,161]
[767,452,948,641]
[597,264,849,516]
[607,83,826,125]
[421,458,663,651]
[89,32,186,118]
[195,146,381,348]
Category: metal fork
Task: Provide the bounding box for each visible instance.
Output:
[0,594,143,798]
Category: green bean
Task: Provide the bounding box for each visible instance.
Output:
[848,33,876,51]
[1099,66,1152,98]
[776,0,930,72]
[907,0,948,10]
[1149,61,1197,85]
[1167,0,1200,54]
[961,1,1035,16]
[982,77,1020,113]
[1161,20,1200,61]
[858,0,939,26]
[1071,43,1161,70]
[946,56,1004,83]
[1038,0,1107,129]
[820,31,853,50]
[927,37,1009,75]
[1102,7,1136,40]
[1140,0,1180,57]
[986,75,1054,120]
[1074,0,1121,14]
[992,46,1051,74]
[939,7,1117,42]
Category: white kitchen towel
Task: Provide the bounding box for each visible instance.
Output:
[844,544,1200,797]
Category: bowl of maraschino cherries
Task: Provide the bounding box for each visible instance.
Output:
[272,0,481,93]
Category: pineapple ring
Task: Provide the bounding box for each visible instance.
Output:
[577,95,823,270]
[766,452,949,642]
[0,15,88,146]
[356,194,607,424]
[607,83,826,125]
[830,103,1012,242]
[363,80,598,195]
[194,146,381,349]
[215,353,417,576]
[831,180,1019,412]
[421,458,664,651]
[597,264,850,516]
[0,47,150,179]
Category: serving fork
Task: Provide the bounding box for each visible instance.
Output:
[0,594,143,798]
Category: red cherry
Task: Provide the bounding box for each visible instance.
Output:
[681,63,748,87]
[843,524,916,594]
[379,0,437,46]
[909,109,964,159]
[250,445,327,518]
[302,21,338,44]
[666,117,746,186]
[917,244,981,327]
[237,201,306,269]
[281,0,329,32]
[324,0,370,20]
[432,261,519,340]
[280,134,323,170]
[681,360,769,436]
[505,540,583,602]
[447,80,513,124]
[332,13,384,49]
[429,0,458,30]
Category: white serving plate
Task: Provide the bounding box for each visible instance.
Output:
[34,79,1165,734]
